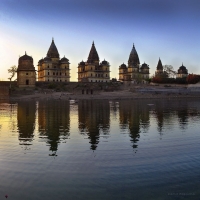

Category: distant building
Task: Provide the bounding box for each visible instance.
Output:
[177,64,188,78]
[119,44,150,83]
[155,58,164,75]
[78,42,110,82]
[17,52,36,88]
[38,39,70,82]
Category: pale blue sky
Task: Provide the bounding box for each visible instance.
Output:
[0,0,200,81]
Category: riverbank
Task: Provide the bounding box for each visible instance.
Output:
[8,89,200,101]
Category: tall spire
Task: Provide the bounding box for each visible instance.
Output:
[87,42,99,63]
[128,43,140,66]
[157,58,163,70]
[47,38,59,58]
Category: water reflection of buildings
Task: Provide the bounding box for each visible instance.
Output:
[119,101,150,149]
[17,101,36,147]
[153,101,191,134]
[78,100,110,150]
[38,101,70,155]
[15,99,200,154]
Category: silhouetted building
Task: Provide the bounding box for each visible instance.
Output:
[17,52,36,87]
[177,64,188,78]
[38,39,70,82]
[78,42,110,82]
[119,44,150,83]
[155,58,164,75]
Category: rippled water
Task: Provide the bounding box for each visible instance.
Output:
[0,99,199,200]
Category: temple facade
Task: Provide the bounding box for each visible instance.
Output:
[37,39,70,82]
[78,42,110,82]
[17,52,36,88]
[119,44,150,83]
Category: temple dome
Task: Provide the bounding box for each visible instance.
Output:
[44,56,52,62]
[79,61,85,65]
[19,52,33,62]
[101,59,109,65]
[178,64,188,74]
[60,56,69,63]
[119,63,127,69]
[141,62,149,69]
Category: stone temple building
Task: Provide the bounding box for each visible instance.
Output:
[78,42,110,82]
[177,64,188,78]
[17,52,36,88]
[38,39,70,82]
[119,44,150,83]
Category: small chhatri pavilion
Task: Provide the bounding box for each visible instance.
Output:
[17,52,36,88]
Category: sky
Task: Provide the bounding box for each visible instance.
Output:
[0,0,200,81]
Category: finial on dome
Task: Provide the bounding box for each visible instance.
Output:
[92,41,94,45]
[52,37,54,41]
[25,51,27,55]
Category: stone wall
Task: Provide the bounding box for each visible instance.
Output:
[0,86,9,99]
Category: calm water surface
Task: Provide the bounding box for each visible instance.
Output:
[0,99,199,200]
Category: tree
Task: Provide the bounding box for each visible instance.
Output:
[163,65,177,78]
[8,65,17,89]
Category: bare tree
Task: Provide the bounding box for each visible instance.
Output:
[163,65,177,78]
[8,65,17,88]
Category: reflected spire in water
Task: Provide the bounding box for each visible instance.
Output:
[119,101,149,150]
[38,100,70,156]
[17,101,36,148]
[78,100,110,150]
